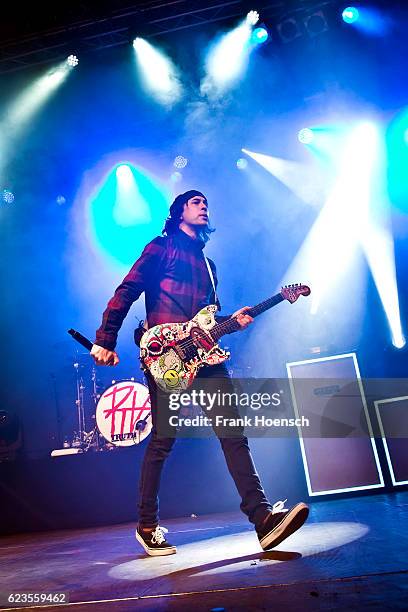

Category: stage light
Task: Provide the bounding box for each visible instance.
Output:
[342,7,359,24]
[393,336,406,349]
[276,18,302,43]
[246,11,259,26]
[133,37,181,106]
[279,121,405,348]
[56,195,66,205]
[236,158,248,170]
[306,122,381,315]
[113,163,152,227]
[241,148,323,205]
[173,155,188,169]
[2,189,14,204]
[298,128,314,144]
[5,62,69,132]
[67,54,79,67]
[304,11,329,37]
[252,27,269,44]
[342,7,390,35]
[84,159,170,266]
[170,171,182,183]
[116,164,132,181]
[201,14,258,95]
[351,123,405,350]
[364,218,406,349]
[0,60,72,179]
[387,108,408,212]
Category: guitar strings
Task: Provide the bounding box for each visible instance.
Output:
[166,298,281,353]
[176,315,240,352]
[152,291,292,354]
[173,296,283,352]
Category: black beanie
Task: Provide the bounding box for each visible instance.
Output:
[169,190,206,219]
[162,189,213,241]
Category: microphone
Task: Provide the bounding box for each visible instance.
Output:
[68,329,93,351]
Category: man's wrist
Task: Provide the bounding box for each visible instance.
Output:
[94,337,116,351]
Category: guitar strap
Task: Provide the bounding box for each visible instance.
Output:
[204,256,217,304]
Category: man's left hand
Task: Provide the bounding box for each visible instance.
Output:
[232,306,254,330]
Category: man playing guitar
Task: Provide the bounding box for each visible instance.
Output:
[91,190,309,556]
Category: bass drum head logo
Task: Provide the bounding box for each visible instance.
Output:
[96,381,152,446]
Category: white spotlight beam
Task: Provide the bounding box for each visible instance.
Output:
[201,16,255,97]
[2,61,70,135]
[285,123,378,316]
[0,61,72,179]
[242,148,327,205]
[114,165,151,226]
[276,122,404,348]
[133,38,181,106]
[345,123,404,348]
[362,224,405,348]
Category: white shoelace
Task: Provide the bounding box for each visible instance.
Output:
[150,525,168,545]
[272,499,288,514]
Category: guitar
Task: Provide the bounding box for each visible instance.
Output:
[140,284,310,392]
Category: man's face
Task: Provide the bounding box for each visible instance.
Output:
[181,195,209,227]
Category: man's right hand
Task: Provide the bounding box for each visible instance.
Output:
[91,344,120,366]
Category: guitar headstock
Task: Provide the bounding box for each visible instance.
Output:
[281,283,311,304]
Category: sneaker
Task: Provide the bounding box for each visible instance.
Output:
[256,499,309,551]
[135,525,177,557]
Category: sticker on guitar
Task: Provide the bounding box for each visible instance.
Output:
[140,284,311,393]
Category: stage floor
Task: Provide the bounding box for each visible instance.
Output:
[1,491,407,611]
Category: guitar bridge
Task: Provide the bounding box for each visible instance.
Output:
[174,342,198,362]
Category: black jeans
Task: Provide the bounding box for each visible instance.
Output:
[138,363,272,527]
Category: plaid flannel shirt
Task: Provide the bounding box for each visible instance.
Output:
[95,229,222,351]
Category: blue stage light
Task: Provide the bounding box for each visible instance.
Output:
[171,171,182,182]
[2,189,14,204]
[90,163,169,265]
[173,155,188,169]
[252,27,269,44]
[116,164,132,181]
[342,7,359,24]
[236,158,248,169]
[298,128,314,144]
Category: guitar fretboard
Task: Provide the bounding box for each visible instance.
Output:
[210,292,284,341]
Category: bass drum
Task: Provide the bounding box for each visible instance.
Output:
[96,380,152,446]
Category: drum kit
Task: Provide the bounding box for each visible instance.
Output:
[51,332,235,457]
[59,350,153,454]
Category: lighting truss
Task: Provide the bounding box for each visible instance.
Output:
[0,0,338,75]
